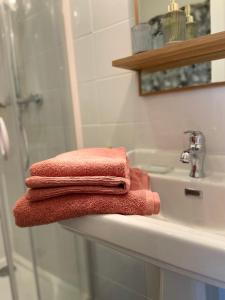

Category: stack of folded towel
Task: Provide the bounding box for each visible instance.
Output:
[13,147,160,227]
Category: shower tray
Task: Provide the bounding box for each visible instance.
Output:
[61,149,225,288]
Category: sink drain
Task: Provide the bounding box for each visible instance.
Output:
[185,188,202,197]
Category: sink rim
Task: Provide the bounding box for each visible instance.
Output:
[149,168,225,187]
[128,148,225,175]
[62,149,225,288]
[61,213,225,288]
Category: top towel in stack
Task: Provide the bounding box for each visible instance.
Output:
[26,147,130,200]
[13,147,160,227]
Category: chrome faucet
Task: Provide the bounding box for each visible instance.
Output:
[180,130,206,178]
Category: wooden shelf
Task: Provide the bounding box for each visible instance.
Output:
[112,31,225,73]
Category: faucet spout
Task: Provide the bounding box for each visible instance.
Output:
[180,131,206,178]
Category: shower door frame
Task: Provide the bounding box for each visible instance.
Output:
[0,159,19,300]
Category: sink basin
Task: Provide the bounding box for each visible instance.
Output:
[150,169,225,231]
[62,149,225,287]
[128,148,225,231]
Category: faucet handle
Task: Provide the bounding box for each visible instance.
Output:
[184,130,203,136]
[184,130,205,147]
[180,150,190,163]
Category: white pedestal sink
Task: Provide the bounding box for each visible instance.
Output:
[61,149,225,289]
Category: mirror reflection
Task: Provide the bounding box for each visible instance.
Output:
[132,0,225,95]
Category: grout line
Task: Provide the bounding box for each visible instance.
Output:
[74,19,129,41]
[75,19,130,43]
[89,0,94,34]
[77,70,133,85]
[82,122,150,128]
[91,19,130,35]
[94,71,134,82]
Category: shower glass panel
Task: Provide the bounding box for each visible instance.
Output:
[12,0,81,299]
[0,231,12,300]
[0,2,38,299]
[0,0,82,299]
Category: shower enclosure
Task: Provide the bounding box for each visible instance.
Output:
[0,0,82,299]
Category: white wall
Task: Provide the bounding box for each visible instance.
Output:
[72,2,225,297]
[73,0,225,156]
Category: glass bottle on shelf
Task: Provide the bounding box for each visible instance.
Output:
[131,23,152,54]
[162,0,186,43]
[185,4,197,40]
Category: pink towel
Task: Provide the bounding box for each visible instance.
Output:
[13,191,160,228]
[26,168,149,201]
[26,147,130,194]
[13,168,160,227]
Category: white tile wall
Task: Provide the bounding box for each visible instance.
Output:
[79,81,100,125]
[71,0,92,38]
[94,20,132,79]
[75,35,95,82]
[97,73,142,124]
[93,274,150,300]
[160,270,207,300]
[73,0,225,298]
[33,224,79,286]
[90,243,147,296]
[74,0,225,156]
[83,123,134,149]
[92,0,130,31]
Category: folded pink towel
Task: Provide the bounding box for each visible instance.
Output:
[13,192,160,228]
[13,168,160,227]
[30,147,129,177]
[26,168,148,201]
[26,176,129,195]
[26,147,130,194]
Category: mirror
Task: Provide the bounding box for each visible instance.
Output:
[132,0,225,95]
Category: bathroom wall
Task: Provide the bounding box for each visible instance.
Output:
[72,0,225,299]
[74,0,225,156]
[72,1,157,299]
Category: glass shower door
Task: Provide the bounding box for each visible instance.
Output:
[3,1,82,299]
[0,119,17,300]
[0,2,39,299]
[0,108,39,300]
